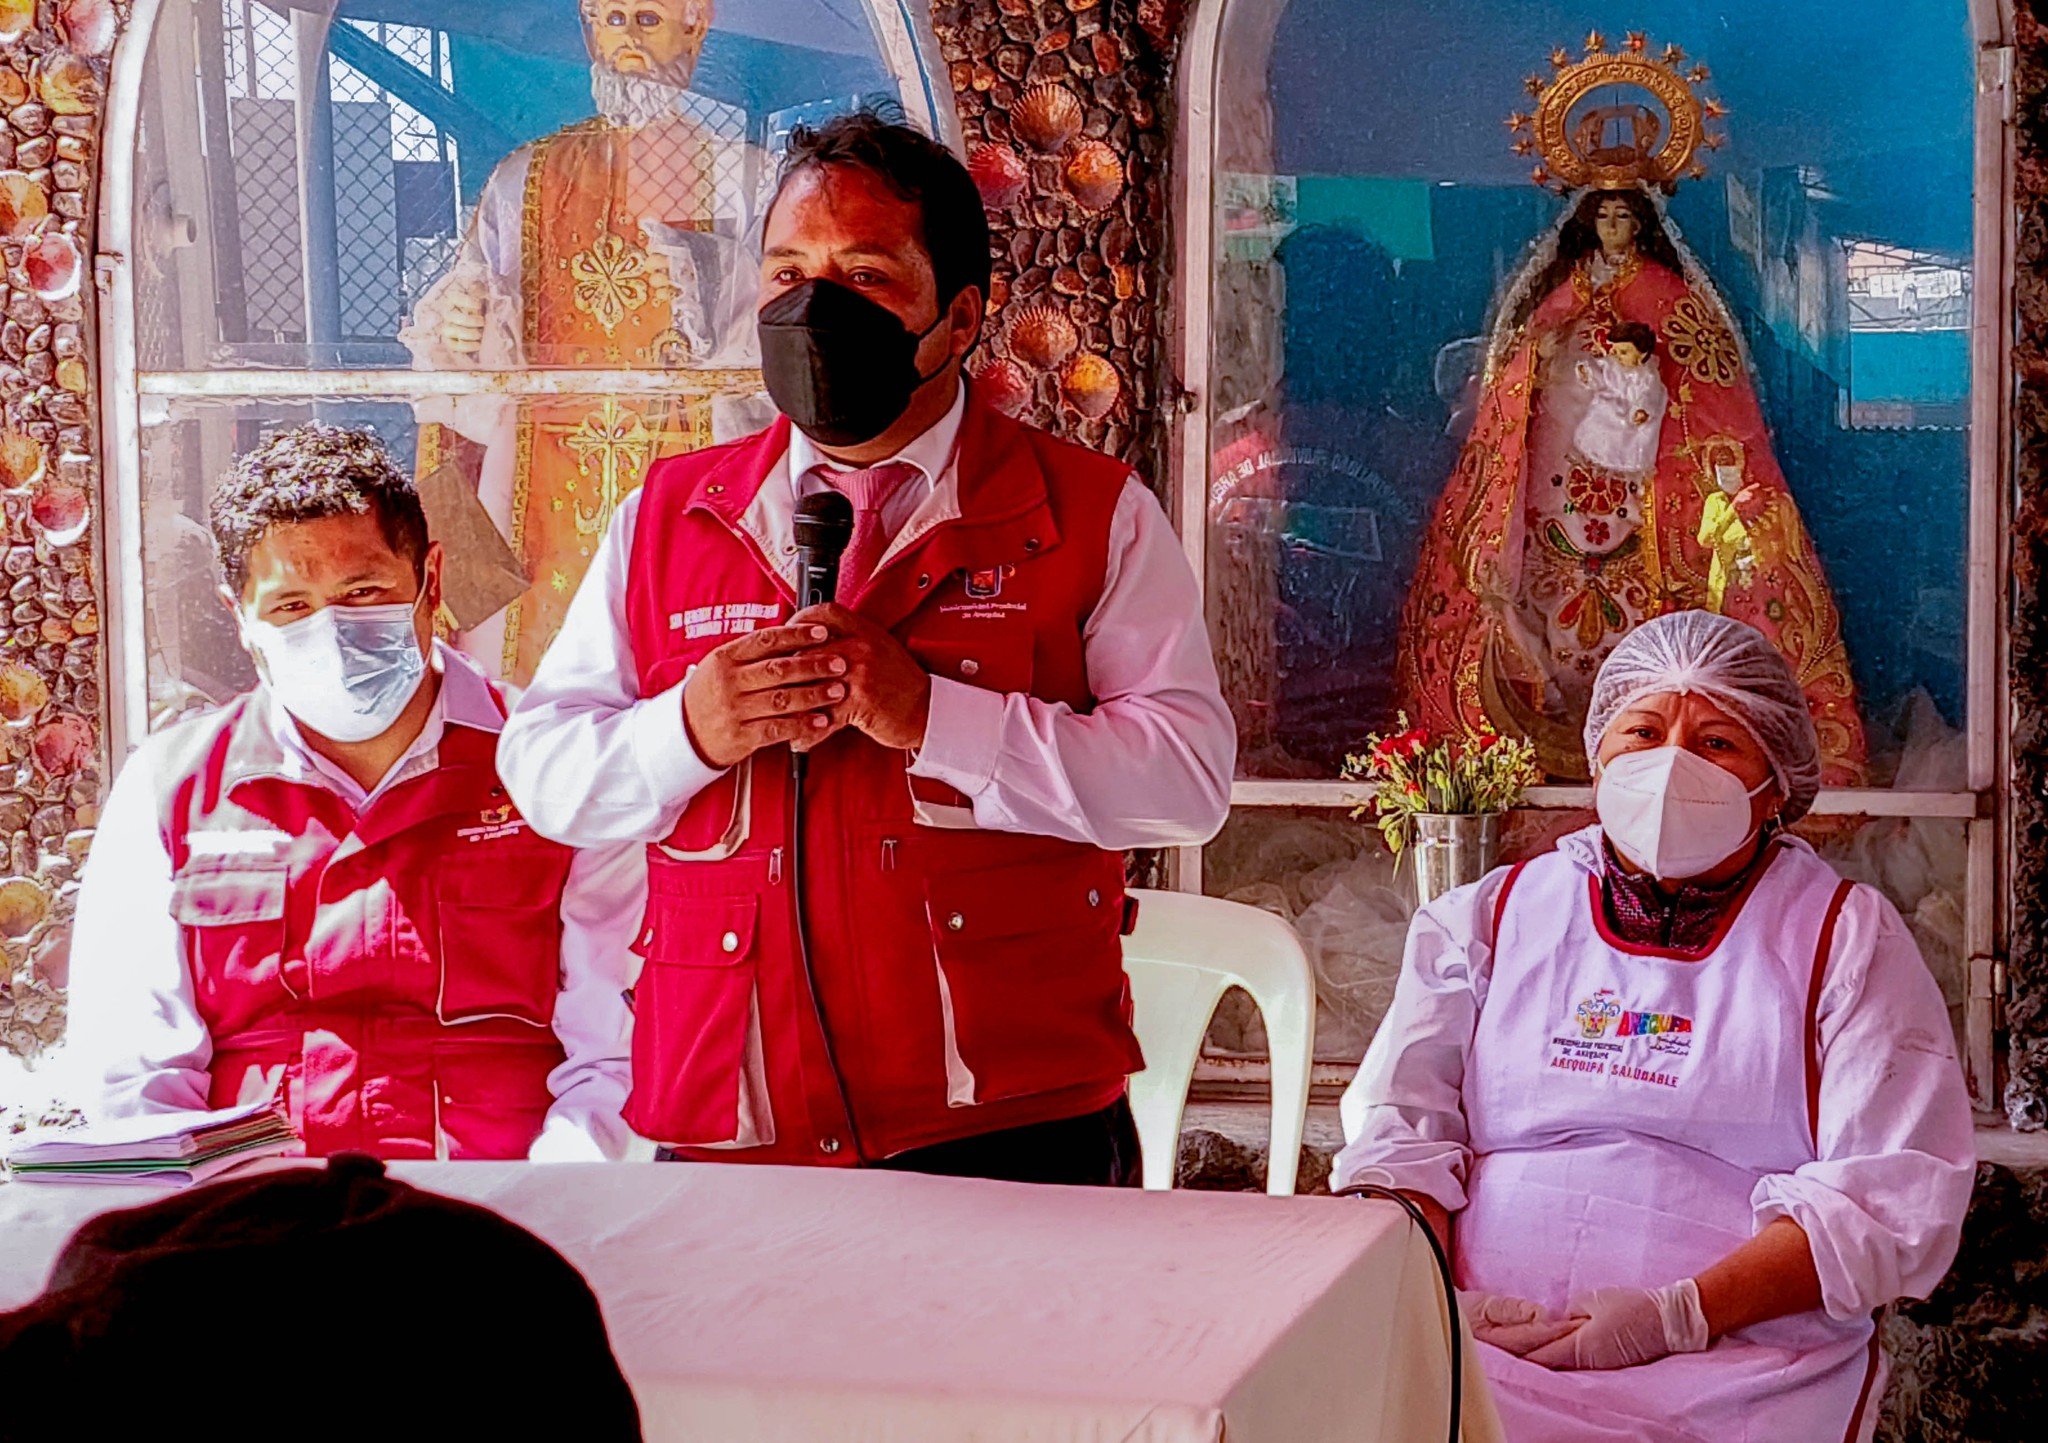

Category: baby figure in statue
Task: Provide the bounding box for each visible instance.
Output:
[1571,322,1666,476]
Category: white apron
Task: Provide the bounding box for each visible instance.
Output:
[1457,842,1883,1443]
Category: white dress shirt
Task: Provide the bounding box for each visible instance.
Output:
[498,380,1236,851]
[67,641,644,1162]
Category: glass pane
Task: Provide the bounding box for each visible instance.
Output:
[133,2,940,690]
[1206,3,1974,791]
[133,0,917,372]
[1204,808,1967,1066]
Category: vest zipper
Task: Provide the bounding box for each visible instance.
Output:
[880,837,898,871]
[769,846,784,886]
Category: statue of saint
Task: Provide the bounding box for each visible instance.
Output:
[1397,41,1866,781]
[402,0,769,683]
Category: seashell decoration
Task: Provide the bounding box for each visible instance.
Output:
[0,0,117,1066]
[1006,302,1079,369]
[56,0,118,58]
[968,144,1029,210]
[23,231,80,302]
[0,662,47,723]
[971,358,1034,418]
[934,0,1171,466]
[0,170,47,238]
[34,51,100,117]
[1060,352,1121,420]
[1062,141,1124,212]
[0,429,43,490]
[0,0,32,47]
[30,712,91,778]
[30,480,87,545]
[1013,83,1084,152]
[0,876,44,938]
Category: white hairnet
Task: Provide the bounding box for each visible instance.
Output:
[1583,611,1822,823]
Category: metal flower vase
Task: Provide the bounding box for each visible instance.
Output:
[1409,812,1503,908]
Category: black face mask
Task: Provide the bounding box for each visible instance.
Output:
[757,278,949,449]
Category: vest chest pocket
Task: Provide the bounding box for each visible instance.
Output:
[625,891,773,1149]
[656,758,754,861]
[435,850,572,1027]
[903,635,1035,830]
[644,653,756,862]
[168,861,292,999]
[905,634,1034,697]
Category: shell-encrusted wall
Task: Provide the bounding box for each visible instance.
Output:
[0,0,117,1065]
[934,0,1186,892]
[2004,0,2048,1127]
[934,0,1187,495]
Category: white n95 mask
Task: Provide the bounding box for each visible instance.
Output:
[242,597,428,743]
[1595,745,1770,881]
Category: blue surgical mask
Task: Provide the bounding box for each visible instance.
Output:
[242,595,429,743]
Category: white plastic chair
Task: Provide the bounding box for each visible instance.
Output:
[1121,889,1316,1196]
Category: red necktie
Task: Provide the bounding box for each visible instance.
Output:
[823,462,917,605]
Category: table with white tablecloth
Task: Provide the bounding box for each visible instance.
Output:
[0,1162,1502,1443]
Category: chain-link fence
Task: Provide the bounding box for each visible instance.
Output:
[209,3,460,355]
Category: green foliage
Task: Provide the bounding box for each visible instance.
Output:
[1340,714,1540,855]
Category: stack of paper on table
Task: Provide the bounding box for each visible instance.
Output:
[4,1100,299,1185]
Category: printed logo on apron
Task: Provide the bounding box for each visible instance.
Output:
[1549,988,1695,1088]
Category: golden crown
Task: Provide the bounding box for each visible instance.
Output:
[1507,32,1727,193]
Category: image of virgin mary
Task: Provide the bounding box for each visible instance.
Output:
[1396,183,1868,782]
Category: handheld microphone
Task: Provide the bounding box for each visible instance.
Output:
[792,490,854,610]
[789,491,854,783]
[785,491,864,1158]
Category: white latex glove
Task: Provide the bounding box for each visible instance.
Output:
[1524,1278,1711,1371]
[526,1115,611,1164]
[1457,1290,1582,1356]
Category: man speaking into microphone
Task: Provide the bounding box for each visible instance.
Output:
[499,110,1233,1185]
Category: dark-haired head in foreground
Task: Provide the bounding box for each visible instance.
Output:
[0,1154,642,1440]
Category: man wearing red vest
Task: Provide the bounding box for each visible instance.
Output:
[500,112,1235,1184]
[70,426,639,1161]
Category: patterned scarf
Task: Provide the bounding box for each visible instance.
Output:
[1598,837,1765,956]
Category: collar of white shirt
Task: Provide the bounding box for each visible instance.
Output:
[265,639,503,809]
[784,378,967,503]
[738,381,969,588]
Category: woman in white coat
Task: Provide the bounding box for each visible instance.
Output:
[1335,611,1974,1443]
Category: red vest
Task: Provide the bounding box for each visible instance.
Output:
[151,690,574,1159]
[623,393,1145,1163]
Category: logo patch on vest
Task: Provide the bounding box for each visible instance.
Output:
[671,602,782,640]
[940,566,1028,621]
[1548,988,1694,1088]
[964,565,1012,600]
[456,803,529,843]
